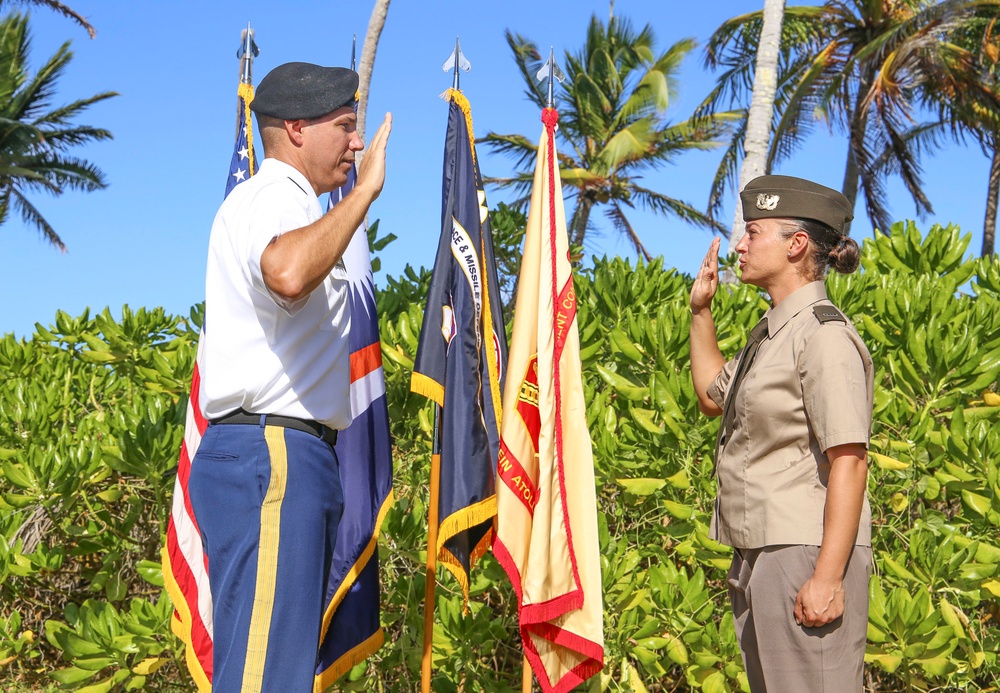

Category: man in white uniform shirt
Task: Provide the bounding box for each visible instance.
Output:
[188,62,391,693]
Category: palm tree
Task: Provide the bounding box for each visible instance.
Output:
[482,14,735,261]
[0,12,116,251]
[0,0,94,38]
[729,0,786,258]
[357,0,391,146]
[702,0,1000,235]
[972,23,1000,255]
[925,14,1000,256]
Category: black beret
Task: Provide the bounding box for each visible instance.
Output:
[741,175,853,234]
[250,62,359,120]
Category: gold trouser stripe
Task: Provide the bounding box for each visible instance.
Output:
[241,426,288,693]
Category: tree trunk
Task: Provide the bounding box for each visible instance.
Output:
[729,0,785,257]
[357,0,391,153]
[842,72,873,236]
[722,0,785,283]
[570,196,595,250]
[983,141,999,257]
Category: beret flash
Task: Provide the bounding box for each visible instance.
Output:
[250,62,359,120]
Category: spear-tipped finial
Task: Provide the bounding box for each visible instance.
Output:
[442,37,471,90]
[535,47,564,107]
[351,33,357,71]
[237,22,260,85]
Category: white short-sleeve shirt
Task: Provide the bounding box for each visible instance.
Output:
[200,158,353,430]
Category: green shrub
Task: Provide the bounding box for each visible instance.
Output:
[0,306,198,690]
[0,221,997,691]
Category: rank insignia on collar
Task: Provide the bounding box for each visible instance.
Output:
[756,193,780,211]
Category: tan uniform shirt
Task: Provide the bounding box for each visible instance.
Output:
[708,281,874,549]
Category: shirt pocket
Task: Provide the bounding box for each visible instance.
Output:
[318,264,349,332]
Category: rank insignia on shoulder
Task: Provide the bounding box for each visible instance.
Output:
[813,306,846,324]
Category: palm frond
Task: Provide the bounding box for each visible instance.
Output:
[10,189,64,250]
[478,132,541,171]
[604,202,652,261]
[631,184,729,236]
[5,0,95,38]
[504,30,547,111]
[706,115,748,222]
[767,40,844,169]
[0,10,115,250]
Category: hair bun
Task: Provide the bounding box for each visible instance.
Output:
[828,236,860,274]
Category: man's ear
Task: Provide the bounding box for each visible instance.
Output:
[284,119,306,146]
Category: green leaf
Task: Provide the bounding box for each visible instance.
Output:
[609,327,645,361]
[867,653,903,673]
[661,499,694,520]
[630,408,664,435]
[131,656,167,675]
[870,452,909,471]
[50,665,98,684]
[957,563,998,581]
[105,574,127,602]
[664,634,688,665]
[74,655,117,671]
[665,469,690,489]
[916,655,957,677]
[96,488,124,503]
[881,554,919,583]
[631,645,659,668]
[961,490,992,517]
[135,560,164,588]
[617,587,647,612]
[77,675,121,693]
[1,461,33,489]
[595,364,648,401]
[981,578,1000,598]
[617,478,666,496]
[702,671,729,693]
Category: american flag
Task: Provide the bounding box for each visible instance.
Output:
[161,79,256,691]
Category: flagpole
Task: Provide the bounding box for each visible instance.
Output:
[421,42,473,691]
[238,21,255,85]
[420,404,442,693]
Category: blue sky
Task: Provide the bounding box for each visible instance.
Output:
[3,0,990,338]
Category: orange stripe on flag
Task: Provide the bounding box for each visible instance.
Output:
[350,342,382,383]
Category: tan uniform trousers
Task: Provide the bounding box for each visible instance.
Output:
[728,544,871,692]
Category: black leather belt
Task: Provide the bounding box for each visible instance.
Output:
[211,409,338,446]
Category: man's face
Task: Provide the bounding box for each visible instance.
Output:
[298,105,364,193]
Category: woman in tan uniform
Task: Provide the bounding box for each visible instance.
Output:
[689,175,874,692]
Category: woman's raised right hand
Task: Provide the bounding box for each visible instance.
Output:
[690,237,721,314]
